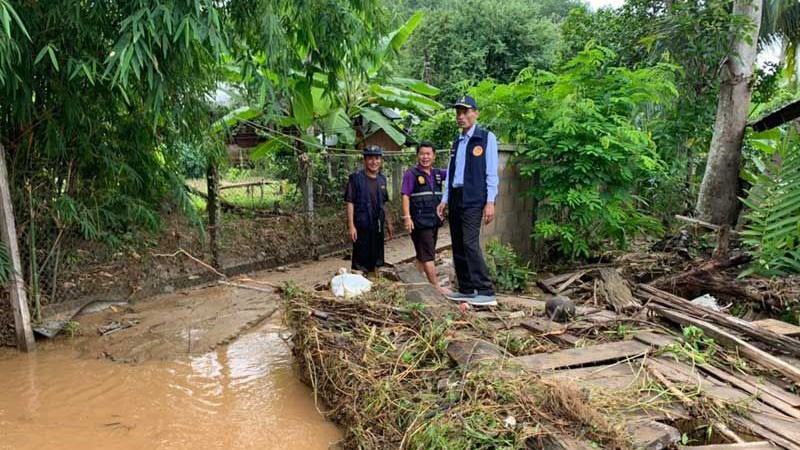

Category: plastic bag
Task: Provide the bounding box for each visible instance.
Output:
[331,268,372,298]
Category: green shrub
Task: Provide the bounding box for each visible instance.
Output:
[485,239,530,293]
[472,45,677,258]
[740,128,800,277]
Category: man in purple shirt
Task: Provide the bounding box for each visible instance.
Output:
[401,141,451,294]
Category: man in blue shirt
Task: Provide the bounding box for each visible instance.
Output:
[436,95,499,306]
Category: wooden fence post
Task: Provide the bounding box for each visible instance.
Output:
[391,155,402,204]
[206,163,221,270]
[298,151,318,259]
[0,143,35,352]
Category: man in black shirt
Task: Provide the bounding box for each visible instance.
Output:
[344,146,395,274]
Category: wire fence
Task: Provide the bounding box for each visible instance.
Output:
[4,148,438,325]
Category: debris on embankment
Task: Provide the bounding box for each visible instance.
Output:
[284,254,800,450]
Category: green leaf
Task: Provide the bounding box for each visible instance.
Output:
[292,80,314,130]
[47,45,59,71]
[359,107,406,146]
[1,2,29,40]
[391,77,441,96]
[250,138,291,161]
[385,11,423,54]
[212,106,263,133]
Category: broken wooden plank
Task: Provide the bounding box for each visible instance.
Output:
[699,364,800,420]
[637,285,800,359]
[648,305,800,384]
[730,415,800,450]
[635,331,678,348]
[677,442,777,450]
[513,340,651,372]
[748,412,800,448]
[554,270,588,294]
[544,363,645,391]
[521,318,580,346]
[497,294,546,311]
[738,373,800,408]
[598,267,640,312]
[752,319,800,337]
[627,419,681,450]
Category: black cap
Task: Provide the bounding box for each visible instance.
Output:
[362,145,383,156]
[452,95,477,109]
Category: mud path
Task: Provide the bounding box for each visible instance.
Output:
[77,230,449,363]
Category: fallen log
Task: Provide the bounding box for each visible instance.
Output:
[598,268,640,312]
[647,305,800,384]
[636,284,800,358]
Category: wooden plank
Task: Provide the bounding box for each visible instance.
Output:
[649,305,800,384]
[677,442,777,450]
[545,363,645,391]
[749,412,800,447]
[752,319,800,337]
[0,143,35,352]
[700,364,800,420]
[628,419,681,450]
[638,285,800,359]
[731,415,800,450]
[514,340,651,372]
[647,357,715,388]
[738,373,800,408]
[521,318,580,346]
[635,331,678,348]
[497,294,546,311]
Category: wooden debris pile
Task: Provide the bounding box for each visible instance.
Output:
[283,277,631,450]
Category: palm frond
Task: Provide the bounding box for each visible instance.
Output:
[741,130,800,277]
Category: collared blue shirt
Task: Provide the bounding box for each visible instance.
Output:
[441,124,499,204]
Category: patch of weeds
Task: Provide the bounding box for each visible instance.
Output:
[728,303,749,318]
[497,331,537,355]
[62,320,80,338]
[485,238,531,293]
[605,324,637,340]
[283,281,302,300]
[660,326,717,365]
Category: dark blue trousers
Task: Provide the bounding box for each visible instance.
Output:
[448,188,494,295]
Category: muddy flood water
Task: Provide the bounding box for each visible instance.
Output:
[0,319,341,450]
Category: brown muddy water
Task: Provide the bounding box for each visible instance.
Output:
[0,320,341,450]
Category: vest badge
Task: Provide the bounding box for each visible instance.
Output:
[417,175,426,185]
[472,146,484,157]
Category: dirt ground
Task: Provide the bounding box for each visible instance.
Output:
[71,230,450,363]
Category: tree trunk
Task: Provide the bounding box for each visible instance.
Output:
[206,163,221,270]
[696,0,763,226]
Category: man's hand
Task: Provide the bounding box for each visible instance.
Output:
[404,217,414,233]
[349,225,358,242]
[437,203,447,220]
[483,202,495,224]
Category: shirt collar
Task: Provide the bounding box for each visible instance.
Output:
[460,124,476,141]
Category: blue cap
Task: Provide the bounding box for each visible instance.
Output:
[453,95,477,109]
[362,145,383,156]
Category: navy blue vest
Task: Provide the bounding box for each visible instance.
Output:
[409,167,444,229]
[449,126,489,207]
[351,170,387,231]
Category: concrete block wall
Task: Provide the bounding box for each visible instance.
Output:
[480,144,533,257]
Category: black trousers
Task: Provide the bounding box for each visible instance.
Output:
[448,188,494,295]
[352,222,385,272]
